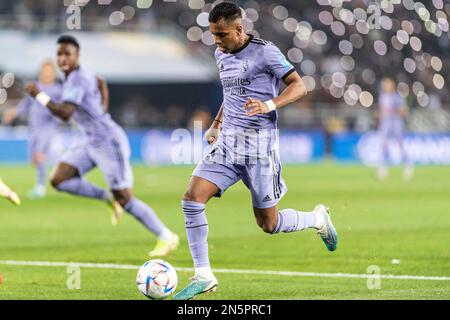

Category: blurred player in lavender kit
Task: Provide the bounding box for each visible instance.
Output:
[3,60,62,199]
[24,35,179,257]
[376,77,413,180]
[174,2,338,300]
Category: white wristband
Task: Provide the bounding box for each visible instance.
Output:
[36,92,51,107]
[264,99,277,112]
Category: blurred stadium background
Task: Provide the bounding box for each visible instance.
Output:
[0,0,449,165]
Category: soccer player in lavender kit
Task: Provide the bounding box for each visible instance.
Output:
[3,60,62,199]
[24,35,179,257]
[376,77,413,180]
[174,2,338,300]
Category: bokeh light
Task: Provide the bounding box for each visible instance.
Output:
[287,48,303,63]
[302,75,316,91]
[273,5,289,20]
[136,0,152,9]
[188,0,205,10]
[397,82,410,97]
[374,40,387,56]
[359,91,374,107]
[187,26,203,41]
[0,88,7,105]
[1,72,15,88]
[433,74,445,90]
[109,11,125,26]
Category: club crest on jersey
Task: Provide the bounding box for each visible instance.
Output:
[240,59,249,73]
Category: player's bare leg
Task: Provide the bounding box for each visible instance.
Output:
[254,204,338,251]
[51,162,122,225]
[50,162,81,187]
[112,188,179,256]
[0,179,21,206]
[173,176,219,300]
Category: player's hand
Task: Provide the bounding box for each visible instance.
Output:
[3,109,17,125]
[204,122,221,144]
[25,82,40,98]
[244,98,270,116]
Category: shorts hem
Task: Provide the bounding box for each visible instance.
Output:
[192,173,225,198]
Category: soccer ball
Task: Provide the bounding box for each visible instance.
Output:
[136,259,178,300]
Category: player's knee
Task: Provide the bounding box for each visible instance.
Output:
[260,222,276,234]
[182,190,201,203]
[255,217,277,234]
[50,175,63,190]
[112,191,131,207]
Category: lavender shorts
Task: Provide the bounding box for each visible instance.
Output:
[60,133,133,190]
[193,144,287,209]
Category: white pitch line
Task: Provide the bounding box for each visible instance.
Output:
[1,260,450,281]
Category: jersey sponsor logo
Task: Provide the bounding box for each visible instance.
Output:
[221,77,251,88]
[221,77,252,97]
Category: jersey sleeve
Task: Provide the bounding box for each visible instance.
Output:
[15,96,32,119]
[264,44,296,80]
[62,75,85,106]
[50,83,63,103]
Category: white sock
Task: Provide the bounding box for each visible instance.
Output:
[313,210,325,229]
[35,185,46,193]
[195,266,215,279]
[158,227,173,241]
[103,191,113,202]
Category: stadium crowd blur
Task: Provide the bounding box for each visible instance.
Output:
[1,0,449,133]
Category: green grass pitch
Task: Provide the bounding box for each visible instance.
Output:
[0,164,449,300]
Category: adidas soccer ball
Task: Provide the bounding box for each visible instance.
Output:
[136,259,178,300]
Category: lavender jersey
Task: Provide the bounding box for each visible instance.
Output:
[216,35,295,131]
[17,82,62,131]
[379,92,405,126]
[62,67,122,145]
[61,67,133,190]
[192,37,294,208]
[378,92,405,140]
[215,36,295,159]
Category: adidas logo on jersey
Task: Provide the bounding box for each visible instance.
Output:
[262,195,272,202]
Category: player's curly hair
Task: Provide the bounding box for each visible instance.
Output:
[208,1,242,23]
[57,35,80,50]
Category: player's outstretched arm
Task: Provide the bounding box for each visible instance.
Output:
[3,96,33,125]
[24,82,76,121]
[3,109,18,125]
[244,71,307,116]
[97,76,109,112]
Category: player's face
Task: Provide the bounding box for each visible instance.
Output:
[57,43,79,73]
[210,19,244,53]
[382,78,396,93]
[39,63,56,85]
